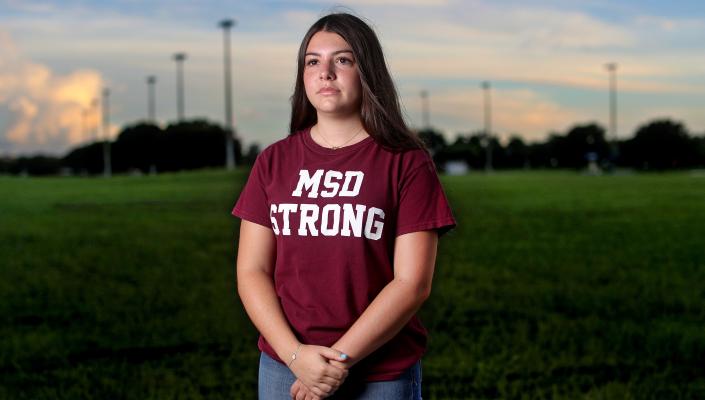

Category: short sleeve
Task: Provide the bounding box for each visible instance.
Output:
[395,152,456,237]
[231,153,272,228]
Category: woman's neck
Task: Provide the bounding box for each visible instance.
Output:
[313,113,369,148]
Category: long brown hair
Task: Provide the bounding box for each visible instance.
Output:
[289,13,424,151]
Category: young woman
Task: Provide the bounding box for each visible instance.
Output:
[233,13,456,400]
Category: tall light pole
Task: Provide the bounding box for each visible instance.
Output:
[420,90,430,129]
[220,19,237,170]
[605,62,618,162]
[102,88,112,177]
[147,75,157,123]
[173,52,187,122]
[482,81,493,172]
[82,108,89,142]
[91,98,99,141]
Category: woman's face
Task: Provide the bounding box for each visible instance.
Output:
[303,31,362,117]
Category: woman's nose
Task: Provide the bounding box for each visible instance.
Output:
[319,60,336,80]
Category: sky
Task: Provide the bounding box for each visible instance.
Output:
[1,0,705,156]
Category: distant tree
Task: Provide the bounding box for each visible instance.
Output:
[525,124,608,169]
[417,128,447,156]
[61,118,244,175]
[436,133,477,170]
[694,135,705,167]
[50,116,705,177]
[232,128,244,166]
[434,135,469,170]
[159,119,243,172]
[112,122,163,173]
[622,119,695,170]
[62,142,104,175]
[436,132,508,169]
[436,135,470,170]
[505,136,529,169]
[8,155,62,175]
[527,133,559,168]
[481,134,504,169]
[244,143,261,166]
[0,157,12,174]
[554,123,608,169]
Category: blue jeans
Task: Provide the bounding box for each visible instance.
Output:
[258,352,422,399]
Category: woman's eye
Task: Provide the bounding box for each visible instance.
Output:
[305,59,318,66]
[337,57,352,65]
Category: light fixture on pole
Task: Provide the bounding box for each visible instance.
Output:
[173,52,187,122]
[420,90,430,129]
[102,88,112,177]
[81,108,89,143]
[91,98,99,141]
[605,62,618,162]
[482,81,493,172]
[147,75,157,123]
[220,18,237,170]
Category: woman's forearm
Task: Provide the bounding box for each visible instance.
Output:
[240,268,351,398]
[238,268,300,362]
[331,277,430,367]
[331,231,437,367]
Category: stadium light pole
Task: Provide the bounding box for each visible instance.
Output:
[147,75,157,123]
[605,62,618,163]
[420,90,430,129]
[102,88,112,178]
[82,108,89,142]
[173,52,187,122]
[220,18,237,170]
[482,81,493,172]
[91,98,99,141]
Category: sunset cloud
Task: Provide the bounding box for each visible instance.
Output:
[1,0,704,154]
[401,87,584,142]
[0,30,105,155]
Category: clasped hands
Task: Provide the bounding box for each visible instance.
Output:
[288,344,350,400]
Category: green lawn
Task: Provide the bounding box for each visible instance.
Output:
[1,170,704,399]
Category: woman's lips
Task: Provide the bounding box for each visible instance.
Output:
[318,87,340,95]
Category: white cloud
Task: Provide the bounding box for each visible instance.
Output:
[400,86,585,142]
[633,14,705,32]
[371,3,704,94]
[1,1,705,155]
[508,8,635,49]
[0,29,106,155]
[1,0,57,13]
[311,0,448,7]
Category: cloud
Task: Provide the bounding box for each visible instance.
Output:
[324,0,448,6]
[1,0,704,155]
[1,0,57,13]
[490,89,584,139]
[401,86,585,142]
[371,3,704,95]
[507,8,635,49]
[0,29,106,155]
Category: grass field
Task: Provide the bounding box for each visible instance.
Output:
[1,169,704,399]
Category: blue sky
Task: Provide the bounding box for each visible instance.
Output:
[1,0,704,155]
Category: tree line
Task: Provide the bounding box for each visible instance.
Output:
[1,117,704,176]
[0,120,258,176]
[422,118,705,171]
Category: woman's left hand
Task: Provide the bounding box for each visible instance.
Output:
[290,379,323,400]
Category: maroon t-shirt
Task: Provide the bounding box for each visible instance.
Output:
[232,127,456,381]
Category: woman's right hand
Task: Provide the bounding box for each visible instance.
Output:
[288,345,349,397]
